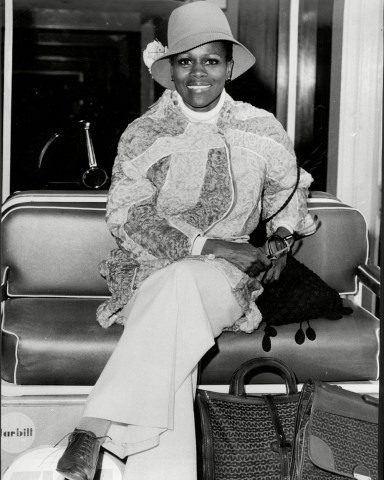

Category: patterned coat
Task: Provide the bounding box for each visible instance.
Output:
[96,90,315,330]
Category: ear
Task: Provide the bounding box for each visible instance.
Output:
[226,59,234,82]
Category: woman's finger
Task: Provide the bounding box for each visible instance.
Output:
[262,264,275,283]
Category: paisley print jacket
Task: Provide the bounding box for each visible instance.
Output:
[96,90,315,329]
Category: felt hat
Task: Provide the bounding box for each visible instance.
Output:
[150,1,255,90]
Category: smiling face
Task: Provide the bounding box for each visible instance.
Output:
[170,42,234,112]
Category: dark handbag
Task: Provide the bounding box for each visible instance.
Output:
[195,357,299,480]
[256,255,352,351]
[291,379,379,480]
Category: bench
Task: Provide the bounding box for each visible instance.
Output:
[1,190,380,388]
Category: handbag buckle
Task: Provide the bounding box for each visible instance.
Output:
[270,440,292,453]
[265,234,294,260]
[354,465,372,480]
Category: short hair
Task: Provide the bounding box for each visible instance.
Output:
[222,41,233,62]
[169,40,233,64]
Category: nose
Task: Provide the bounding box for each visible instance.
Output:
[191,61,207,78]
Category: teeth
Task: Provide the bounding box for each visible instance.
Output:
[188,85,210,90]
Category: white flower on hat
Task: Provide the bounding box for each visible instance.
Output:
[143,40,168,73]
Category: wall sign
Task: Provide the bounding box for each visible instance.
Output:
[1,412,36,454]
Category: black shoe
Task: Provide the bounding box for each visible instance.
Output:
[56,429,105,480]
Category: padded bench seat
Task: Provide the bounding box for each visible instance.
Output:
[1,190,380,386]
[1,297,379,385]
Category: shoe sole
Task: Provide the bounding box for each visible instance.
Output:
[56,468,90,480]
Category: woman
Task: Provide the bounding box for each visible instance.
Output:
[56,2,315,480]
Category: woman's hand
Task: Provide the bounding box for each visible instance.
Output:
[262,255,287,283]
[261,227,292,283]
[201,239,271,276]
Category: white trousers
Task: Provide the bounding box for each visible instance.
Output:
[83,259,243,480]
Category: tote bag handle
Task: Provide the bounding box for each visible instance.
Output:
[229,357,298,396]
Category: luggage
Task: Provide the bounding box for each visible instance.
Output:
[195,358,379,480]
[291,379,379,480]
[195,357,300,480]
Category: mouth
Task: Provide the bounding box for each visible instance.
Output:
[187,84,211,91]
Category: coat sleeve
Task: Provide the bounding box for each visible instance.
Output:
[106,123,194,261]
[261,117,316,237]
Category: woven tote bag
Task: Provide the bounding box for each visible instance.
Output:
[291,380,379,480]
[195,357,300,480]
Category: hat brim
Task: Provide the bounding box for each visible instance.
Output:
[151,35,255,90]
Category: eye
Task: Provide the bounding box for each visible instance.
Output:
[205,58,220,65]
[177,57,192,66]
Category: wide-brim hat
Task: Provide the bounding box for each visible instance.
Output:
[150,1,255,90]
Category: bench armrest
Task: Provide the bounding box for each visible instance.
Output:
[1,266,10,300]
[357,264,380,298]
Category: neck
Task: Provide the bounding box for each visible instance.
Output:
[176,89,226,123]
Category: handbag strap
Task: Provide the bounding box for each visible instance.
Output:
[290,380,315,479]
[229,357,298,396]
[263,395,292,480]
[261,161,301,224]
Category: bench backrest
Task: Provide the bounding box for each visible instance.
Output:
[1,191,368,298]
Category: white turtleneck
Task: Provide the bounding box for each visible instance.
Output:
[176,89,226,124]
[175,89,227,255]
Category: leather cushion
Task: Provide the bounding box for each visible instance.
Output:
[1,193,367,297]
[2,203,115,297]
[2,298,379,386]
